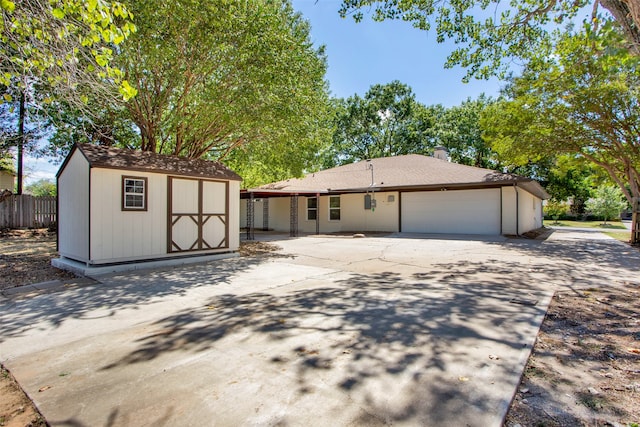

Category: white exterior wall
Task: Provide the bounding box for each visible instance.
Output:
[58,149,90,262]
[227,180,240,251]
[90,169,167,264]
[261,192,399,233]
[240,198,265,229]
[401,189,501,235]
[501,186,543,235]
[518,188,543,234]
[298,192,399,233]
[501,186,517,235]
[269,197,292,231]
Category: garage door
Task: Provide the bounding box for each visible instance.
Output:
[401,189,500,234]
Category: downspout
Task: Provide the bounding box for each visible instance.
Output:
[500,187,503,235]
[315,193,320,235]
[514,184,520,236]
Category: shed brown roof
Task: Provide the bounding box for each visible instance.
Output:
[60,144,242,181]
[254,154,548,199]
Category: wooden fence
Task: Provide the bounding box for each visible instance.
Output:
[0,195,57,229]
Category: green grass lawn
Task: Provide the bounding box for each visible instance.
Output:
[602,231,632,243]
[544,220,627,230]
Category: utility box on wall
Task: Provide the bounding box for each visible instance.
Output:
[364,194,377,210]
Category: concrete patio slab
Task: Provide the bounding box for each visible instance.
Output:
[1,229,638,426]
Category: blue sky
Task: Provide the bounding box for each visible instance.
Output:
[291,0,504,107]
[24,0,506,184]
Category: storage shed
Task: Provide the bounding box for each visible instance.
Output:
[55,144,241,273]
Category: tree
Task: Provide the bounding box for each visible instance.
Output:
[44,97,139,159]
[431,95,497,168]
[481,27,639,207]
[326,81,437,166]
[0,150,13,173]
[544,155,610,213]
[116,0,330,163]
[1,0,136,100]
[2,0,137,193]
[339,0,640,81]
[0,85,48,194]
[544,200,569,223]
[25,178,56,196]
[586,185,627,223]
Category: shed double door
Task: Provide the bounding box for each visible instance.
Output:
[168,177,228,253]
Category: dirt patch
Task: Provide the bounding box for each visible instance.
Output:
[239,240,281,257]
[0,229,76,291]
[0,366,46,427]
[521,227,554,240]
[505,283,640,426]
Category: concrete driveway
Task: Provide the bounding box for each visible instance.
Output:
[1,230,638,426]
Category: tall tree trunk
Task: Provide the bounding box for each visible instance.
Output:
[599,0,640,54]
[16,90,25,195]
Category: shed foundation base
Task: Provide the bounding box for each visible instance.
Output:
[52,252,239,277]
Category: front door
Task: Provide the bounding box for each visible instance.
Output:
[168,176,228,253]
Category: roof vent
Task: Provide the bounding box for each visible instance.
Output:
[433,147,449,161]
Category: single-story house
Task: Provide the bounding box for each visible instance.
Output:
[54,144,242,272]
[242,151,549,236]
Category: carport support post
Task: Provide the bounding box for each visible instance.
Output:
[246,193,255,241]
[262,198,269,231]
[315,192,320,235]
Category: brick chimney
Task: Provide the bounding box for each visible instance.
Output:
[433,146,449,161]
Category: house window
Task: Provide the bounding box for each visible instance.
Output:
[122,176,147,211]
[329,196,340,221]
[307,197,317,221]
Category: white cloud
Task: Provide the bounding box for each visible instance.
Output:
[22,155,58,185]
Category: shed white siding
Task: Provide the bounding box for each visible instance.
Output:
[227,181,240,250]
[90,168,167,264]
[0,171,14,190]
[401,189,501,235]
[58,149,90,262]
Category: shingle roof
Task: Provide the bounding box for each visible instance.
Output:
[254,154,548,199]
[59,144,242,181]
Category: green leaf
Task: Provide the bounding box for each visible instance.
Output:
[1,0,15,12]
[51,8,65,19]
[119,80,137,101]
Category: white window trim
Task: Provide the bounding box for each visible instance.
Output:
[122,176,147,211]
[328,195,341,221]
[306,197,317,221]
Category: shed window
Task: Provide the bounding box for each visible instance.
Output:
[329,196,341,221]
[307,197,317,221]
[122,176,147,211]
